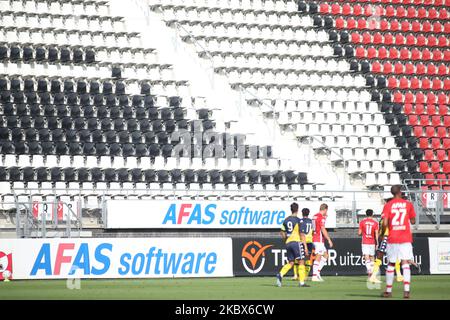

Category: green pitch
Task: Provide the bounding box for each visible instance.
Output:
[0,276,449,300]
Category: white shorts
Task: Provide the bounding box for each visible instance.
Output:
[386,243,414,263]
[361,244,376,256]
[313,242,327,255]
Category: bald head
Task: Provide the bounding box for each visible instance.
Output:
[391,185,402,198]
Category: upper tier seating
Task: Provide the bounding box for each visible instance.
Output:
[305,0,449,189]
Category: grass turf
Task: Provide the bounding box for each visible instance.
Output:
[0,276,449,300]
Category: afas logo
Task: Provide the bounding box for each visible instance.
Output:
[0,251,13,280]
[241,241,273,274]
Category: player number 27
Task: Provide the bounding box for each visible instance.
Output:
[391,208,407,226]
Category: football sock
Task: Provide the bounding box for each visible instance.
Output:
[395,260,402,277]
[318,256,327,274]
[305,260,311,276]
[402,263,411,292]
[312,261,320,277]
[365,260,371,274]
[385,264,395,293]
[372,258,382,277]
[298,265,306,285]
[293,262,298,277]
[280,263,293,277]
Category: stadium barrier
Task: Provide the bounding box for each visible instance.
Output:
[0,238,233,280]
[233,238,431,276]
[105,199,337,229]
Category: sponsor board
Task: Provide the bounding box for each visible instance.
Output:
[422,192,449,209]
[0,238,233,279]
[106,200,336,229]
[233,238,430,276]
[429,238,450,274]
[31,201,79,221]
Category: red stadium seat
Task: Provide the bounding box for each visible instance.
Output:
[428,8,438,19]
[320,3,330,13]
[444,79,450,91]
[394,91,404,102]
[394,62,405,74]
[389,47,399,59]
[443,138,450,149]
[426,92,436,104]
[444,50,450,61]
[364,4,373,16]
[422,77,431,90]
[424,150,435,161]
[426,126,436,137]
[416,104,425,114]
[386,5,395,17]
[408,7,417,18]
[342,3,352,15]
[445,22,450,34]
[426,104,436,115]
[397,6,406,17]
[427,63,437,75]
[419,137,430,148]
[383,61,393,73]
[372,61,382,73]
[418,7,428,19]
[406,34,416,45]
[438,64,448,76]
[439,8,448,20]
[356,46,366,58]
[401,21,410,32]
[336,17,345,29]
[423,21,432,33]
[437,150,446,162]
[378,47,387,59]
[432,78,442,90]
[380,19,390,31]
[433,22,443,33]
[391,20,400,32]
[411,48,421,60]
[437,93,448,104]
[384,33,394,45]
[331,3,341,14]
[399,77,409,89]
[437,126,448,138]
[410,77,420,89]
[362,32,372,44]
[444,115,450,127]
[424,173,436,185]
[414,125,424,136]
[443,162,450,174]
[400,48,410,60]
[352,32,361,43]
[347,18,357,29]
[373,32,383,44]
[432,115,442,126]
[422,48,432,60]
[431,161,441,173]
[432,49,443,61]
[438,36,448,47]
[431,137,441,148]
[388,76,398,88]
[420,115,431,126]
[417,34,427,46]
[416,92,425,104]
[357,18,367,30]
[409,114,419,125]
[405,63,415,74]
[404,103,414,114]
[354,4,363,16]
[427,35,438,47]
[439,105,448,116]
[411,20,421,33]
[419,161,429,173]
